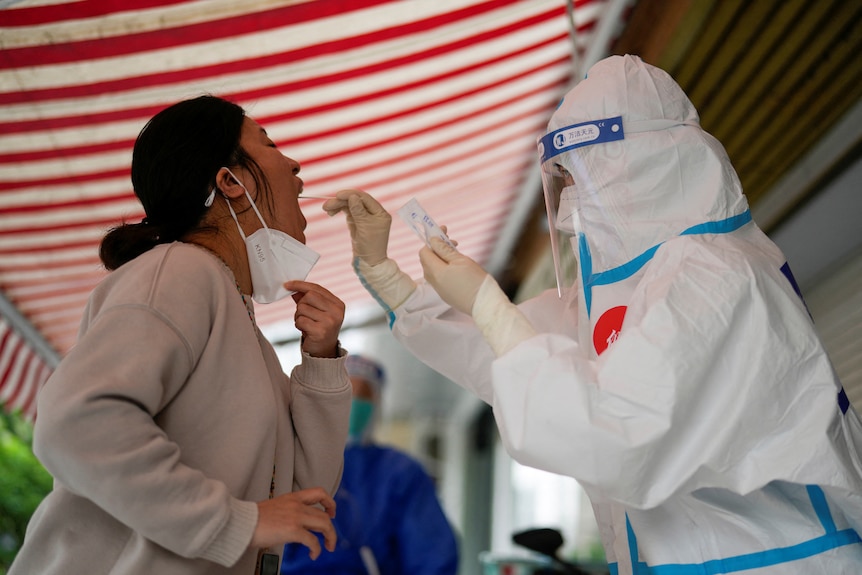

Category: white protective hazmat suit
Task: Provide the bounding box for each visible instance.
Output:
[324,55,862,574]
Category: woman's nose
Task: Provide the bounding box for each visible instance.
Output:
[288,156,301,174]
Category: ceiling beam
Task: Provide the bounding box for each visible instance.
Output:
[753,98,862,232]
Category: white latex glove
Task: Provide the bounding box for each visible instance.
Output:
[420,237,537,356]
[419,237,489,315]
[324,190,416,312]
[322,190,390,265]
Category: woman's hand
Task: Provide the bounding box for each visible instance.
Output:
[284,281,345,358]
[251,487,337,560]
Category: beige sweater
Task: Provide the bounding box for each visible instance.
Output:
[10,242,351,575]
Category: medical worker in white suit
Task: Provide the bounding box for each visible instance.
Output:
[324,55,862,574]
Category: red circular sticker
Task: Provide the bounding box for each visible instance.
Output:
[593,305,627,355]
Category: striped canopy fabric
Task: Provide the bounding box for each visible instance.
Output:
[1,0,620,419]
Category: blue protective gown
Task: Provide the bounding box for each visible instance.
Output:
[280,443,459,574]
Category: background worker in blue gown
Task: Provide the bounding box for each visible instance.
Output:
[281,354,459,575]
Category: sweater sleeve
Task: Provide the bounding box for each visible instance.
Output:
[33,304,257,566]
[288,347,352,495]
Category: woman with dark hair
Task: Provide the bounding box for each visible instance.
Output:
[10,95,352,575]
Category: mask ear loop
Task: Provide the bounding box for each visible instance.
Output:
[221,168,271,240]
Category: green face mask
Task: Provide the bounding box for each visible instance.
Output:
[348,398,375,442]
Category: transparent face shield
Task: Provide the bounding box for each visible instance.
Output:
[537,115,625,298]
[539,159,580,298]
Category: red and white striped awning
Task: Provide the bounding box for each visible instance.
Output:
[1,0,624,419]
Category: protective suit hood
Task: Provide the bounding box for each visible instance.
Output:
[545,54,749,282]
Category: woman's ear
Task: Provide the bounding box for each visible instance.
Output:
[214,167,246,199]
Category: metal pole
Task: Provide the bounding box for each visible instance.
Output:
[0,291,61,369]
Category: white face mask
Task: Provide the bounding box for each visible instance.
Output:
[222,169,320,304]
[554,184,581,236]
